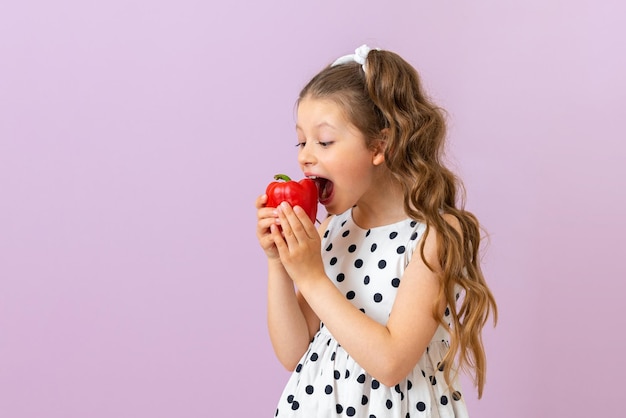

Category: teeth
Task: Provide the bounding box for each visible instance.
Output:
[308,176,318,179]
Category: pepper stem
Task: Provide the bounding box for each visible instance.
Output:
[273,174,292,182]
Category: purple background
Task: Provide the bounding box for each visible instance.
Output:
[1,1,625,417]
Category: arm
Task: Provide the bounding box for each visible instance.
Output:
[266,259,320,370]
[272,203,455,386]
[256,194,320,370]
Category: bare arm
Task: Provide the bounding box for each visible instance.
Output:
[273,203,455,386]
[266,259,319,370]
[256,194,320,370]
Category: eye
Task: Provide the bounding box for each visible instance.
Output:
[316,141,333,148]
[295,141,306,148]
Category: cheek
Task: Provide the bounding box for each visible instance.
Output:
[338,165,374,195]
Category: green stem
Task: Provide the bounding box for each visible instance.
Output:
[273,174,292,182]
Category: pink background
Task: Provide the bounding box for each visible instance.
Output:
[1,1,624,417]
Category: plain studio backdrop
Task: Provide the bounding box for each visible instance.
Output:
[1,1,624,417]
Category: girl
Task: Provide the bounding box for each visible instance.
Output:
[255,44,497,417]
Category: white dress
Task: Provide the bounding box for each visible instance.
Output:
[274,209,469,417]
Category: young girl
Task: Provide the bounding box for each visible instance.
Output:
[255,44,497,417]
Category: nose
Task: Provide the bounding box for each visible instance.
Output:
[297,142,317,167]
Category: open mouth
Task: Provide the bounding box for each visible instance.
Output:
[309,176,334,204]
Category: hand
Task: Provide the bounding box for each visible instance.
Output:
[270,201,325,286]
[255,194,281,260]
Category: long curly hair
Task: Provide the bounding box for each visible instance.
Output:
[298,49,498,398]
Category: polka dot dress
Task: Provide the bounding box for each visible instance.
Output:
[274,209,469,417]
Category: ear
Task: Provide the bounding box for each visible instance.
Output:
[371,129,388,166]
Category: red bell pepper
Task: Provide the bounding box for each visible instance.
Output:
[266,174,318,223]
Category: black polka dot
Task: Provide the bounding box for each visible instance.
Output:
[378,260,386,269]
[291,400,300,410]
[331,352,336,361]
[336,273,345,282]
[345,370,350,379]
[364,275,370,285]
[342,230,350,237]
[394,384,402,393]
[429,376,436,385]
[330,257,337,265]
[407,380,412,390]
[389,232,398,239]
[325,243,333,251]
[295,364,302,372]
[347,406,356,416]
[397,246,405,254]
[354,259,363,268]
[373,293,383,303]
[410,221,417,227]
[365,229,371,237]
[336,404,343,413]
[386,399,393,409]
[371,380,380,389]
[334,370,341,379]
[287,395,294,403]
[410,232,418,240]
[416,401,426,411]
[370,243,377,252]
[391,278,400,288]
[348,244,357,252]
[347,291,356,300]
[341,220,347,227]
[445,307,450,316]
[361,395,368,405]
[310,353,318,361]
[441,395,448,405]
[325,385,333,394]
[305,385,314,394]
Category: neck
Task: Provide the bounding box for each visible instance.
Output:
[352,177,406,229]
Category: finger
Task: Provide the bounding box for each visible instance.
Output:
[255,194,268,209]
[276,203,300,246]
[257,206,278,221]
[270,223,289,255]
[293,205,317,239]
[279,202,308,240]
[257,217,275,235]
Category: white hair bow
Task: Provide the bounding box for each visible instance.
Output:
[331,44,380,70]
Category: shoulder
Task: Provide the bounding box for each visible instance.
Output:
[442,212,462,237]
[413,213,463,270]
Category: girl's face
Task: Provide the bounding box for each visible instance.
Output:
[296,97,383,215]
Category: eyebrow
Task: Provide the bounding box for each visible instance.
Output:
[295,121,337,131]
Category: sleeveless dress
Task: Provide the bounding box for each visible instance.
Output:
[273,209,469,417]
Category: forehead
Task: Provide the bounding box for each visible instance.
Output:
[296,97,350,129]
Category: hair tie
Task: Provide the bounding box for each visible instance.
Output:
[331,44,380,71]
